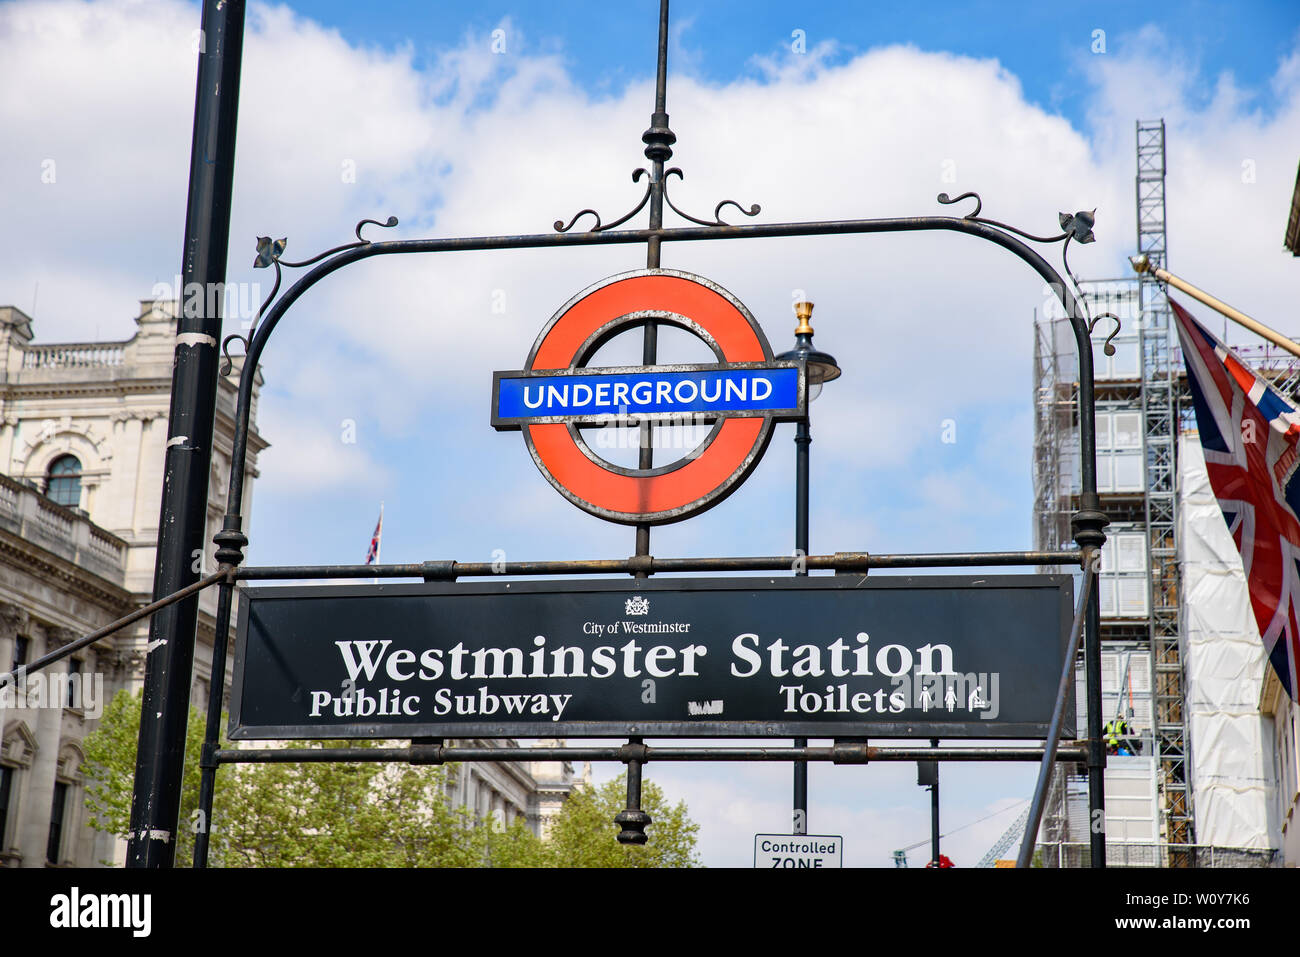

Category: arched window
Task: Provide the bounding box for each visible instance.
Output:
[45,455,82,508]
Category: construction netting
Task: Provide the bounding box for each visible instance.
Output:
[1177,432,1281,850]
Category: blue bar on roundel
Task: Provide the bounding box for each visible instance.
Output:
[496,367,799,420]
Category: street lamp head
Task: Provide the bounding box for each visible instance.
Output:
[777,301,841,401]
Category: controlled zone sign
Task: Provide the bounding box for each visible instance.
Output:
[229,575,1074,740]
[754,834,843,869]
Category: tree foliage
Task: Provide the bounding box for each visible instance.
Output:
[209,745,488,868]
[82,688,207,865]
[486,773,701,868]
[82,689,700,867]
[83,689,481,867]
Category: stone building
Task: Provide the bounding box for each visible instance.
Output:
[0,298,265,866]
[444,739,590,835]
[1267,161,1300,866]
[0,299,582,867]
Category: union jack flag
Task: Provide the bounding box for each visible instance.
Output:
[1173,299,1300,699]
[365,505,383,565]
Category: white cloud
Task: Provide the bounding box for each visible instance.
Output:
[253,401,391,495]
[1082,24,1300,335]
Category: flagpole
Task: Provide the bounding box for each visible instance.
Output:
[1130,254,1300,359]
[369,502,383,585]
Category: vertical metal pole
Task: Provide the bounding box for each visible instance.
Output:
[929,737,940,867]
[1074,491,1108,867]
[793,418,810,834]
[1069,259,1108,869]
[126,0,245,868]
[615,738,651,844]
[643,0,670,266]
[1017,567,1094,868]
[1085,549,1106,867]
[635,0,675,569]
[193,578,233,867]
[795,421,810,564]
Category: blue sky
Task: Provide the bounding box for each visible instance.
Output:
[306,0,1300,131]
[4,0,1299,866]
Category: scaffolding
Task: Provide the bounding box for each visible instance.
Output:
[1034,279,1152,860]
[1137,118,1195,859]
[1029,120,1300,866]
[1031,122,1194,865]
[1032,312,1077,562]
[1040,843,1279,869]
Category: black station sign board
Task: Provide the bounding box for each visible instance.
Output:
[229,575,1074,740]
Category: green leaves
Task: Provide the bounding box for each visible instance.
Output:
[82,689,207,866]
[489,773,701,869]
[82,691,700,868]
[82,690,484,867]
[211,745,481,868]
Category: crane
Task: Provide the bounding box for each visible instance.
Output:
[892,799,1029,867]
[975,806,1031,868]
[892,839,933,867]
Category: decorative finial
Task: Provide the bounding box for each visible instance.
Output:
[642,0,675,163]
[1129,253,1151,274]
[794,301,815,336]
[641,115,676,163]
[1058,209,1097,244]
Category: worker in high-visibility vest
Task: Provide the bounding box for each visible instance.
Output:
[1104,715,1132,755]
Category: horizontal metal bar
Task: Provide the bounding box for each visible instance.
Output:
[0,547,1080,685]
[235,550,1082,581]
[0,566,231,685]
[255,214,1059,258]
[838,551,1081,569]
[213,745,1088,765]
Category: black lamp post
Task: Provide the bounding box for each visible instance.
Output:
[777,301,840,836]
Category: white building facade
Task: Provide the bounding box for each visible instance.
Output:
[0,299,266,866]
[1261,671,1300,865]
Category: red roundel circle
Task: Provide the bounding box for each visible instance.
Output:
[522,269,778,525]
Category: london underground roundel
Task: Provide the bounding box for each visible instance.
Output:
[492,269,807,525]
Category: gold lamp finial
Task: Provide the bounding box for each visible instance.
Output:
[794,301,815,336]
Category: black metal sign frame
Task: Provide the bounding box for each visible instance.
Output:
[228,575,1075,741]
